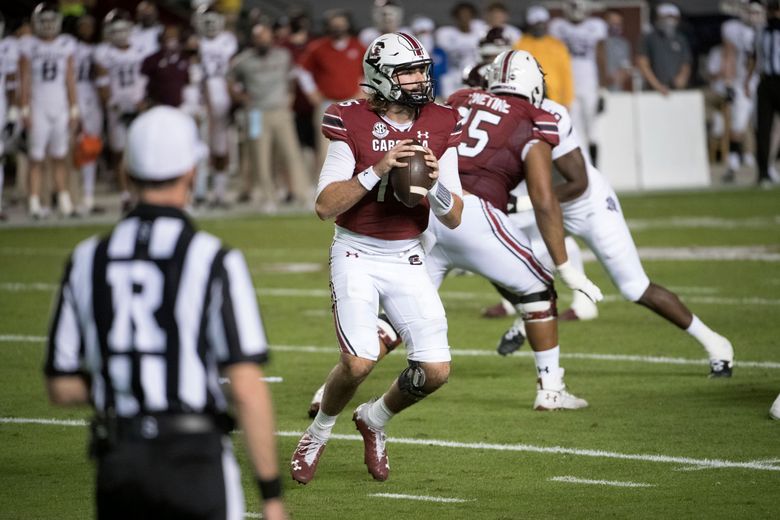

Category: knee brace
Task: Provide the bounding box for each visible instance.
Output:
[398,361,430,401]
[519,288,558,323]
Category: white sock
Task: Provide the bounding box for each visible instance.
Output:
[727,151,740,171]
[57,191,73,215]
[81,162,96,201]
[534,346,561,389]
[686,315,733,361]
[308,410,337,441]
[213,171,228,200]
[366,396,394,429]
[29,195,41,214]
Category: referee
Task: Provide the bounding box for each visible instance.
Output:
[752,0,780,186]
[44,106,287,520]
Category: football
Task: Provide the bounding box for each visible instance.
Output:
[390,141,434,208]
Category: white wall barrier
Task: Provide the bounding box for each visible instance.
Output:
[597,90,711,191]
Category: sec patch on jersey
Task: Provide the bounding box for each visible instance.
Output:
[390,142,434,208]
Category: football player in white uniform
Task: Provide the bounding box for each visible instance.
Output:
[721,0,765,182]
[435,2,488,98]
[95,9,148,211]
[193,5,237,207]
[0,12,20,221]
[19,2,78,218]
[358,0,411,48]
[549,0,607,164]
[73,15,103,215]
[498,99,735,378]
[131,0,162,59]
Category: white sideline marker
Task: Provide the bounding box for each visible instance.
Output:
[3,418,780,473]
[549,476,655,488]
[3,336,780,371]
[369,492,472,503]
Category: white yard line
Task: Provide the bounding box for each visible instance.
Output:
[549,476,655,488]
[626,216,780,231]
[2,417,778,473]
[4,336,779,370]
[581,246,780,263]
[3,282,780,306]
[368,493,472,503]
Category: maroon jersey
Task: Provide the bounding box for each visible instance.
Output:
[447,88,559,212]
[322,99,462,240]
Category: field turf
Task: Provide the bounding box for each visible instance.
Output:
[1,188,779,519]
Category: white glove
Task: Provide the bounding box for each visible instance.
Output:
[556,261,603,303]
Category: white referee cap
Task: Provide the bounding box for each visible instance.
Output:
[526,6,550,25]
[657,3,681,18]
[126,106,208,181]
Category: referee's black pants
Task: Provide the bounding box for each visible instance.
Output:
[755,76,780,182]
[96,433,242,519]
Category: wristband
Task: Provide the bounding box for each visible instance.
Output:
[427,180,454,216]
[7,105,19,123]
[21,105,30,118]
[69,105,80,119]
[257,476,282,500]
[95,76,110,87]
[357,167,381,191]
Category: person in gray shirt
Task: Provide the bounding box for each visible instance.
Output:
[603,9,632,92]
[637,3,691,95]
[229,21,310,210]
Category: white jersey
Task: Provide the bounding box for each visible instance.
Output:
[130,24,162,59]
[549,17,607,91]
[19,34,75,113]
[74,41,96,88]
[199,31,237,115]
[95,43,147,110]
[435,19,488,98]
[0,37,19,108]
[721,18,756,83]
[358,26,413,48]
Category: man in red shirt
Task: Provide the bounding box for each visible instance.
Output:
[297,10,366,167]
[290,32,463,485]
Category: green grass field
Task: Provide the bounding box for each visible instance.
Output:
[1,188,779,519]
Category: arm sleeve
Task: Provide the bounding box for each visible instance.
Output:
[437,146,462,196]
[44,259,83,377]
[316,140,356,198]
[207,249,269,366]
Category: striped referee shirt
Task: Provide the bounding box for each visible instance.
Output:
[45,204,268,418]
[758,18,780,77]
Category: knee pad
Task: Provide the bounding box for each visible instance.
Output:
[519,288,558,323]
[398,361,430,401]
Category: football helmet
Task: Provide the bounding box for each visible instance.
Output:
[193,5,225,38]
[32,2,62,39]
[479,27,512,62]
[363,32,433,106]
[104,9,133,47]
[563,0,590,23]
[487,50,546,108]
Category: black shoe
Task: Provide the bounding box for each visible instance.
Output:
[708,359,733,378]
[497,324,525,356]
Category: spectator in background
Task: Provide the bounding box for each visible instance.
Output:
[140,25,191,108]
[229,22,310,211]
[359,0,409,48]
[435,2,486,98]
[410,15,448,99]
[637,3,691,96]
[298,10,365,169]
[483,2,521,44]
[514,6,574,108]
[603,9,632,92]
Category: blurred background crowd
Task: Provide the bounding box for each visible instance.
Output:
[0,0,777,221]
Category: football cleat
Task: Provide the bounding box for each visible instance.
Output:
[353,402,390,481]
[534,368,588,411]
[708,359,733,378]
[307,384,325,419]
[770,394,780,420]
[290,431,327,484]
[496,323,525,356]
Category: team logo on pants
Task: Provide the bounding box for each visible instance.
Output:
[408,254,422,265]
[606,196,618,213]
